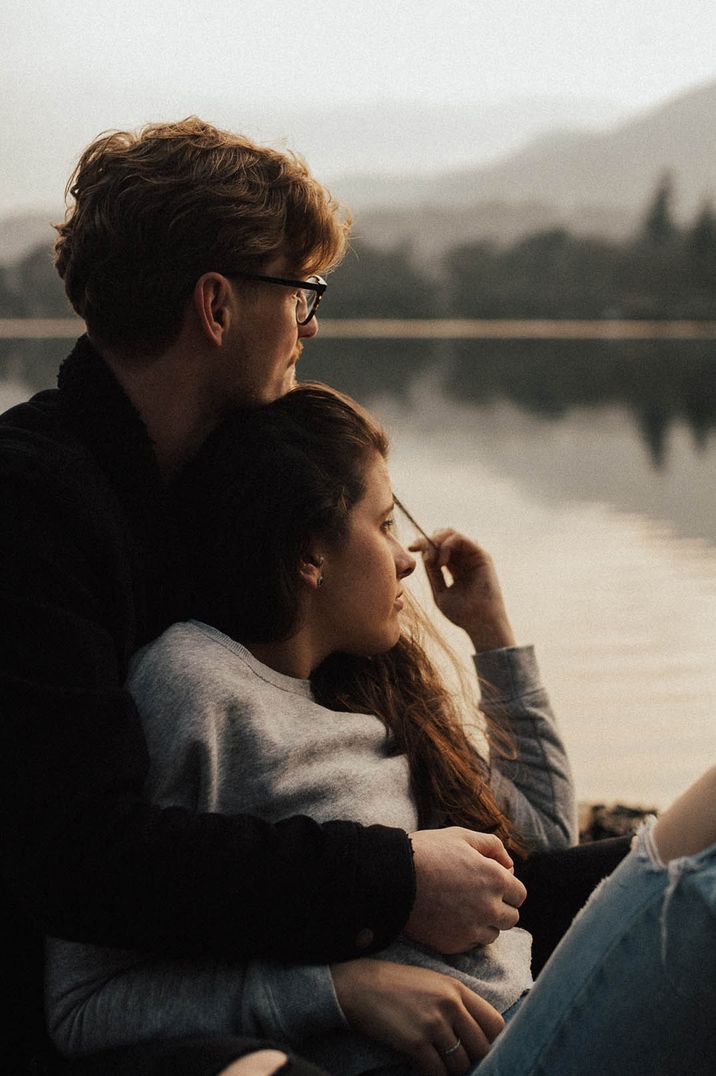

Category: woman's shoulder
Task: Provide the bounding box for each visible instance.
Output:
[128,620,251,693]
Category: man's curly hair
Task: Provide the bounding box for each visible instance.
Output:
[54,118,350,355]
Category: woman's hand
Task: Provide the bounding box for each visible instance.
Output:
[410,530,515,654]
[331,959,504,1076]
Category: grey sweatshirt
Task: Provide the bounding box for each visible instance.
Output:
[46,623,576,1072]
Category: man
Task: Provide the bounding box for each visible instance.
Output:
[0,119,526,1075]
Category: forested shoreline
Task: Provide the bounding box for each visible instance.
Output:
[1,178,714,322]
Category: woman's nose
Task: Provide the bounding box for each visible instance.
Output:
[396,545,417,579]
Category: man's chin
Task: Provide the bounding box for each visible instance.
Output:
[263,367,297,403]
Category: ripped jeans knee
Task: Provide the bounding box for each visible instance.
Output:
[635,816,716,1007]
[474,819,716,1074]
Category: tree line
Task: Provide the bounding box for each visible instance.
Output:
[1,177,715,320]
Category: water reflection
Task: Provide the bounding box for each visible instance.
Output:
[4,335,716,471]
[445,339,716,470]
[300,337,716,469]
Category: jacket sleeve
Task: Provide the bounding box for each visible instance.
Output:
[0,449,415,965]
[474,646,578,851]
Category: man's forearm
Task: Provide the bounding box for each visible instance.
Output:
[4,771,415,963]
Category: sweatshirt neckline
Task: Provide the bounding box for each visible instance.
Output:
[189,620,314,698]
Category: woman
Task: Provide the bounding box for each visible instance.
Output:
[46,385,716,1075]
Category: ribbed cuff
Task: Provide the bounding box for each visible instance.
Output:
[348,823,416,955]
[473,645,541,701]
[259,961,349,1043]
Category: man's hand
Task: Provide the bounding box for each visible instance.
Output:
[405,828,527,952]
[332,959,504,1076]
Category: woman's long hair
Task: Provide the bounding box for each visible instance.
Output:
[174,383,525,855]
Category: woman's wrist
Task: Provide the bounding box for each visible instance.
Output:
[466,619,516,654]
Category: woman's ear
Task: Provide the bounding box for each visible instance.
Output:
[299,554,325,590]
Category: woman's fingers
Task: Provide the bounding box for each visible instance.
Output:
[452,1010,493,1063]
[413,985,504,1075]
[333,959,504,1076]
[414,1039,475,1076]
[410,530,483,578]
[463,991,506,1043]
[426,990,504,1075]
[410,529,515,647]
[410,540,450,601]
[413,1018,491,1076]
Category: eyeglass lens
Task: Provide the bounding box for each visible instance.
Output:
[297,289,315,323]
[297,283,322,324]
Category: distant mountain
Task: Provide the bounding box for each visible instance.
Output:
[301,94,624,182]
[2,82,714,270]
[445,80,716,213]
[351,201,638,265]
[332,81,716,262]
[0,77,626,218]
[334,80,716,216]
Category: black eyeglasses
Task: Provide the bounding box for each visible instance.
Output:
[226,271,327,325]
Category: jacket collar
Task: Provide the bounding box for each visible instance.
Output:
[56,334,163,513]
[57,335,184,640]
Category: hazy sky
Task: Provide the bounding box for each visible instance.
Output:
[2,0,716,215]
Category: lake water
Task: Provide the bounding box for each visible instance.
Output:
[3,334,716,809]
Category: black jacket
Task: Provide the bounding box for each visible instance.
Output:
[0,337,415,1072]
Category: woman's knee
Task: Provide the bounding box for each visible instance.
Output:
[652,763,716,863]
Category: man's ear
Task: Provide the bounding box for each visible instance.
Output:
[193,272,233,348]
[299,554,325,590]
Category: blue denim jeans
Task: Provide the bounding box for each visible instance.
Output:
[473,819,716,1075]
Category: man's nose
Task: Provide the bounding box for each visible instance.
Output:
[299,315,319,339]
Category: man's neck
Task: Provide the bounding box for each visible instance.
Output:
[100,343,220,479]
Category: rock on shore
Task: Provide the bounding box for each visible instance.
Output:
[578,802,657,843]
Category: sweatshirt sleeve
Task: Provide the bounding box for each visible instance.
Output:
[46,935,347,1057]
[474,646,578,850]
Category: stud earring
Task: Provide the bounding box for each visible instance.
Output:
[317,575,324,588]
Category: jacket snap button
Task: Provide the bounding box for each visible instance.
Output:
[354,927,374,950]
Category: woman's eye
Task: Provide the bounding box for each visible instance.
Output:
[382,516,396,532]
